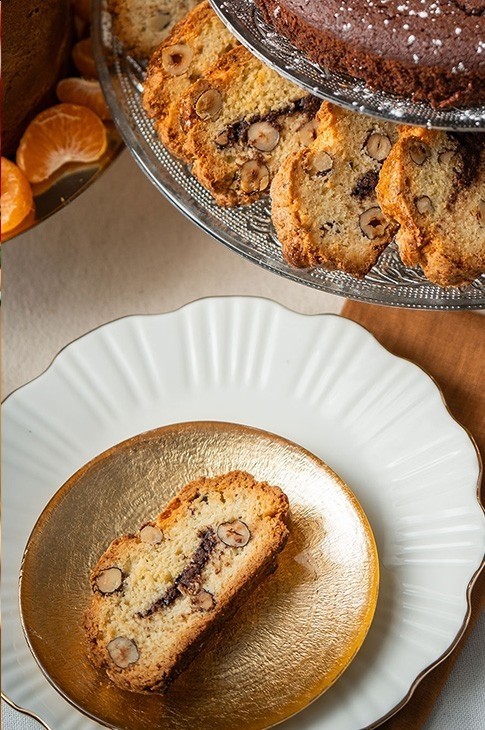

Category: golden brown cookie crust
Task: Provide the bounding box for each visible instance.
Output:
[142,1,239,160]
[84,471,289,694]
[271,103,398,277]
[377,129,485,286]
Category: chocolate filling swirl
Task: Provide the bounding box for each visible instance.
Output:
[137,527,218,618]
[217,95,321,148]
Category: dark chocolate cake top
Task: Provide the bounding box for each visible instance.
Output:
[274,0,485,72]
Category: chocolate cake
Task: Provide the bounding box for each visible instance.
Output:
[2,0,71,157]
[254,0,485,107]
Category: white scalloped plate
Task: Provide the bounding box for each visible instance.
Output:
[3,297,484,730]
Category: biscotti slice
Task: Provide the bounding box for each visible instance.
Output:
[108,0,198,58]
[377,130,485,287]
[271,103,399,276]
[181,45,322,206]
[84,471,289,693]
[142,1,238,160]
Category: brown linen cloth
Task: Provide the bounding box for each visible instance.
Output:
[341,302,484,729]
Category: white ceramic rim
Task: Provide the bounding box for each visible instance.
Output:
[2,296,484,730]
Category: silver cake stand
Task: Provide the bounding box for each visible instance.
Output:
[92,0,485,309]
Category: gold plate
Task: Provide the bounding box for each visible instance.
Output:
[20,422,379,730]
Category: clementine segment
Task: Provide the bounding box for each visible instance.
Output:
[1,158,34,234]
[57,78,110,120]
[16,103,108,183]
[72,37,97,78]
[1,208,36,242]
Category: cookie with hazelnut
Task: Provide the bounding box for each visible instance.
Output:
[271,103,398,276]
[181,45,322,206]
[84,471,289,693]
[108,0,198,58]
[377,129,485,287]
[142,1,239,160]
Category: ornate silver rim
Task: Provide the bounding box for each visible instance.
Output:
[210,0,485,131]
[90,0,484,310]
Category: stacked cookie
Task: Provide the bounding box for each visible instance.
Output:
[180,46,321,205]
[377,130,485,287]
[143,1,239,159]
[271,104,399,277]
[272,109,484,286]
[142,3,321,206]
[136,1,484,287]
[107,0,199,58]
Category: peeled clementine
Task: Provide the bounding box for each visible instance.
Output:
[72,37,97,79]
[16,104,108,183]
[1,158,34,234]
[57,78,110,120]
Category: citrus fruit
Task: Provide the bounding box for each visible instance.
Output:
[16,103,108,183]
[72,37,97,78]
[1,158,34,234]
[57,78,110,120]
[1,208,35,242]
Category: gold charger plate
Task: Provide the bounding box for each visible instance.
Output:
[20,421,379,730]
